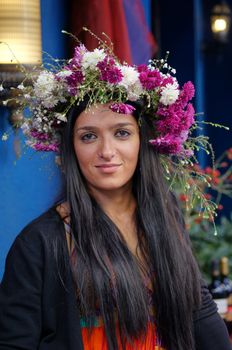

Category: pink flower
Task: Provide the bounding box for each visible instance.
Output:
[137,64,148,73]
[179,130,189,143]
[110,103,136,114]
[160,76,175,87]
[149,134,182,155]
[156,101,195,137]
[156,105,183,135]
[183,103,195,129]
[139,69,162,90]
[178,81,195,107]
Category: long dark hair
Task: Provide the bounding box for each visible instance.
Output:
[60,100,201,350]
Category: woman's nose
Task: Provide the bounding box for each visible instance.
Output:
[98,138,116,160]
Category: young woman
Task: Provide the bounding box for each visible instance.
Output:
[0,43,231,349]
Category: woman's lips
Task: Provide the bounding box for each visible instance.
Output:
[95,164,122,173]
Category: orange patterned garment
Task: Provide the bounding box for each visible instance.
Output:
[81,319,165,349]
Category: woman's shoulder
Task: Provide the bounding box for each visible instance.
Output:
[193,279,218,322]
[3,205,69,282]
[16,206,65,250]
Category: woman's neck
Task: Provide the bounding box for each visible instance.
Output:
[88,184,139,255]
[57,184,138,253]
[88,183,136,220]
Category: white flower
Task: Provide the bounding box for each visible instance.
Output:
[21,121,30,135]
[2,133,8,141]
[55,155,61,166]
[127,80,144,101]
[34,71,66,108]
[17,83,24,90]
[2,100,8,106]
[34,71,56,93]
[35,116,42,123]
[82,49,106,70]
[25,140,34,147]
[119,66,139,88]
[180,130,189,142]
[42,98,59,109]
[43,125,49,132]
[34,71,57,105]
[0,84,4,91]
[54,113,67,122]
[56,70,73,78]
[160,82,179,106]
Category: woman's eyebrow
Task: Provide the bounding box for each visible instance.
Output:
[75,122,135,132]
[112,122,135,128]
[75,126,98,132]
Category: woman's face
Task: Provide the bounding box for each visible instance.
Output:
[73,104,140,192]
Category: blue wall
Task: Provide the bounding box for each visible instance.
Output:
[0,0,68,279]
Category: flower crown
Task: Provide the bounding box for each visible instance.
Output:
[1,30,228,226]
[3,36,196,154]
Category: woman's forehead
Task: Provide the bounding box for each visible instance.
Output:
[75,104,137,129]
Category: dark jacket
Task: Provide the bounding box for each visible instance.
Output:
[0,207,231,350]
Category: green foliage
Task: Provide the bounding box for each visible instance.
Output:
[172,147,232,282]
[190,214,232,282]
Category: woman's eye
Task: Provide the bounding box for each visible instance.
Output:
[81,133,97,142]
[115,129,130,138]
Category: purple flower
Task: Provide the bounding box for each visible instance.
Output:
[64,45,87,72]
[183,148,194,158]
[97,56,115,68]
[66,70,84,95]
[33,142,59,152]
[100,66,123,84]
[74,44,87,62]
[179,130,189,143]
[156,101,195,137]
[149,134,182,155]
[106,68,123,84]
[30,130,50,140]
[139,69,162,90]
[110,103,136,114]
[97,57,123,84]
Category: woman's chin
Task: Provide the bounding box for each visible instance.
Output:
[88,179,132,193]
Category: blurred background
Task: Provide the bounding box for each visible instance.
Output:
[0,0,232,298]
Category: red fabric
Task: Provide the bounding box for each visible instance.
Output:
[123,0,158,64]
[70,0,132,64]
